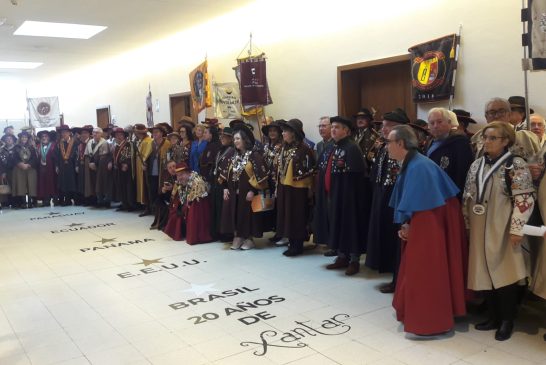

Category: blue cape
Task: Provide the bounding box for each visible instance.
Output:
[389,152,459,224]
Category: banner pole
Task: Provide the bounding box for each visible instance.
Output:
[523,0,531,130]
[448,24,463,110]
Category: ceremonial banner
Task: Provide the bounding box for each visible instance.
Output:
[236,57,272,107]
[189,60,212,113]
[214,82,241,119]
[409,34,459,102]
[523,0,546,71]
[28,96,61,128]
[146,86,153,127]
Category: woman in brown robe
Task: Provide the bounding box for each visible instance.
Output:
[220,125,269,250]
[276,119,316,256]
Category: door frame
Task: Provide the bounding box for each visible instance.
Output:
[96,105,111,129]
[337,54,411,116]
[169,92,193,126]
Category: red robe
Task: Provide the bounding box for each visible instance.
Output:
[163,189,212,245]
[393,197,467,335]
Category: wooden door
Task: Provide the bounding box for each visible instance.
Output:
[338,54,416,122]
[96,106,111,129]
[169,92,192,127]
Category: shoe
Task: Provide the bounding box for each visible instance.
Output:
[475,318,499,331]
[283,248,303,257]
[275,238,289,246]
[268,235,282,243]
[149,224,158,230]
[241,238,255,250]
[139,210,151,217]
[230,237,243,250]
[379,282,396,294]
[494,320,514,341]
[345,262,360,276]
[323,249,337,257]
[326,257,350,270]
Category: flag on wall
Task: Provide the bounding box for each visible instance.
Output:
[146,85,153,127]
[522,0,546,71]
[189,60,212,113]
[27,96,61,128]
[408,34,459,103]
[235,56,272,107]
[214,82,241,119]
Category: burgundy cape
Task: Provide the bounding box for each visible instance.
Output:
[393,197,467,335]
[163,194,212,245]
[37,143,58,199]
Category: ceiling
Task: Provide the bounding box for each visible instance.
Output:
[0,0,253,79]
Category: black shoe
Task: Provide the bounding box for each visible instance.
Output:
[379,282,396,294]
[495,321,514,341]
[475,319,499,331]
[283,248,303,257]
[139,210,151,217]
[323,249,337,257]
[269,235,282,243]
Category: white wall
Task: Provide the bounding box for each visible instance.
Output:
[3,0,546,142]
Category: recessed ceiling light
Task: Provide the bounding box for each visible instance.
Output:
[0,61,43,69]
[14,20,106,39]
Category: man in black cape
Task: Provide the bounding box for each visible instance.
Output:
[55,125,79,206]
[364,108,408,293]
[323,116,370,276]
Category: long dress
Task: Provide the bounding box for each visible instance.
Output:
[56,138,79,200]
[163,172,212,244]
[37,142,58,200]
[219,150,269,238]
[210,145,235,240]
[390,151,466,335]
[135,136,153,205]
[113,139,136,210]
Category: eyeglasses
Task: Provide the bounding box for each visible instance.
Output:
[485,109,508,118]
[480,135,506,142]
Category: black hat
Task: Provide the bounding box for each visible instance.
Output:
[3,125,14,133]
[221,127,234,137]
[71,124,94,134]
[0,134,16,143]
[37,129,55,139]
[17,131,32,139]
[234,124,255,146]
[508,96,534,114]
[452,109,477,127]
[148,123,169,136]
[353,108,374,120]
[261,120,283,136]
[133,124,149,135]
[112,127,128,137]
[56,124,71,132]
[409,119,430,135]
[330,116,355,132]
[383,108,410,124]
[281,119,305,139]
[229,119,245,129]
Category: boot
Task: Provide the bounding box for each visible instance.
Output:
[345,262,360,276]
[495,321,514,341]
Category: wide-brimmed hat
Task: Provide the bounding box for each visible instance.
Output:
[56,124,71,132]
[281,119,305,139]
[203,118,219,128]
[1,134,16,143]
[112,127,128,137]
[102,124,116,132]
[261,120,283,136]
[383,108,410,124]
[71,124,94,134]
[353,108,374,120]
[229,119,245,129]
[508,96,534,114]
[37,130,55,139]
[330,116,356,132]
[17,131,32,139]
[221,127,234,137]
[3,125,14,133]
[409,119,431,135]
[133,124,149,134]
[233,124,255,146]
[452,109,477,127]
[148,123,169,136]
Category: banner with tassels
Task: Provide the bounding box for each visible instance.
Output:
[522,0,546,71]
[189,60,212,113]
[409,34,459,103]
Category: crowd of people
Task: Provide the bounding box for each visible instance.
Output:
[2,95,546,341]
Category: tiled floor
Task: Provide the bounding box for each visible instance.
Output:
[1,205,545,364]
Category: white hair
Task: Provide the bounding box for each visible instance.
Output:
[530,114,546,126]
[428,107,452,124]
[93,128,103,133]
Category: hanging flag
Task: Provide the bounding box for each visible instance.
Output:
[214,82,241,119]
[522,0,546,71]
[189,60,212,113]
[235,56,273,107]
[146,85,153,127]
[409,34,459,103]
[27,96,61,128]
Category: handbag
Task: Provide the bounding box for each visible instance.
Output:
[0,177,10,195]
[251,189,275,213]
